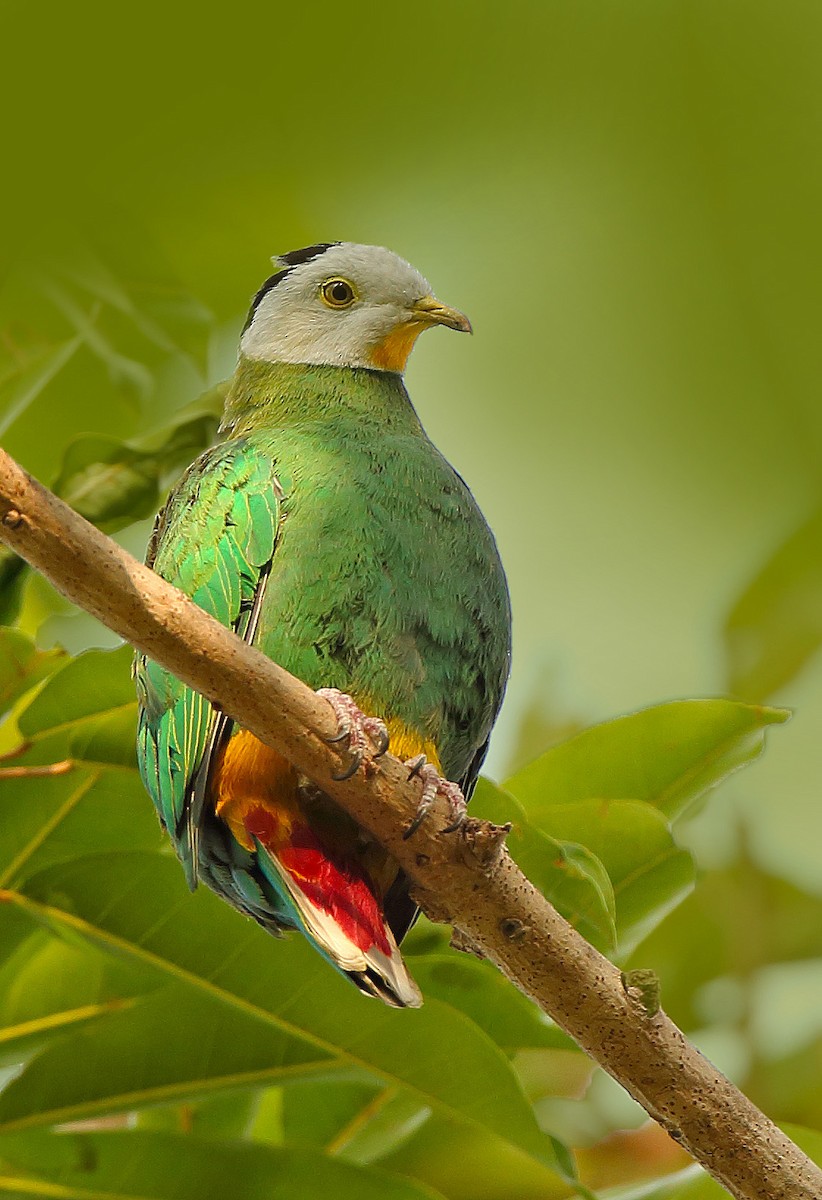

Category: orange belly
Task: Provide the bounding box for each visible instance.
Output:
[212,716,441,854]
[212,730,298,852]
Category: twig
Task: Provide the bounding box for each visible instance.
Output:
[0,759,73,779]
[0,446,819,1200]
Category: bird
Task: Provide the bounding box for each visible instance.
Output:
[134,242,512,1008]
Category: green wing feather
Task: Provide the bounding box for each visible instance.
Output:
[135,438,282,885]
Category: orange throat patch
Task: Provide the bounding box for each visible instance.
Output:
[368,321,426,373]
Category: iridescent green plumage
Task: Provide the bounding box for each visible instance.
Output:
[136,439,282,884]
[136,244,511,1005]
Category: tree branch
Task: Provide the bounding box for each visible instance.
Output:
[0,446,818,1200]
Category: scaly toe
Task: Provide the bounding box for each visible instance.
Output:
[402,759,467,839]
[362,715,390,757]
[317,688,389,778]
[439,778,468,830]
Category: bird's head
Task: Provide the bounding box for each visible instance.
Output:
[239,242,471,374]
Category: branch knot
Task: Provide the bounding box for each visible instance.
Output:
[621,968,662,1018]
[460,818,512,869]
[1,508,25,530]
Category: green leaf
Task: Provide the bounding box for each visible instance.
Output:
[0,632,64,722]
[247,1087,284,1143]
[505,700,788,822]
[474,773,689,960]
[409,954,572,1053]
[0,766,162,890]
[725,506,822,700]
[538,800,695,954]
[0,646,161,901]
[53,385,226,535]
[280,1077,389,1152]
[0,1128,447,1200]
[16,647,135,747]
[183,1091,261,1139]
[322,1090,432,1165]
[0,909,42,992]
[0,341,81,441]
[377,1112,572,1200]
[54,435,164,531]
[4,852,563,1179]
[0,985,333,1130]
[0,336,138,489]
[629,858,822,1030]
[0,932,147,1068]
[38,279,153,403]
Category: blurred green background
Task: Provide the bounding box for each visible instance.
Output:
[4,0,822,871]
[2,0,822,1190]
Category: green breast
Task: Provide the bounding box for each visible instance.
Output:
[223,359,511,781]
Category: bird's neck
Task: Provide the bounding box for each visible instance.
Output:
[220,356,424,437]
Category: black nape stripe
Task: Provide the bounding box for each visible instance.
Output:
[241,268,290,333]
[279,242,339,268]
[241,241,341,334]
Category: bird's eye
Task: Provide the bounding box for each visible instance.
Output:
[321,278,357,308]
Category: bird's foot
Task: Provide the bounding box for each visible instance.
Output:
[403,755,467,839]
[317,688,390,781]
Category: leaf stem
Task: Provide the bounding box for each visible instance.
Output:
[324,1086,399,1156]
[0,759,74,779]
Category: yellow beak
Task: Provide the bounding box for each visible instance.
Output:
[410,295,473,334]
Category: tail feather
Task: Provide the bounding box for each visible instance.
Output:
[348,946,423,1010]
[252,823,422,1009]
[211,728,422,1008]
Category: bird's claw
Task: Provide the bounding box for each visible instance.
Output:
[318,688,390,780]
[402,757,467,839]
[405,753,426,781]
[371,724,390,757]
[332,749,362,781]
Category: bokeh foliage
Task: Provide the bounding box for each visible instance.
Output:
[2,1,822,1196]
[0,634,792,1199]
